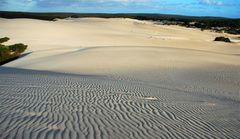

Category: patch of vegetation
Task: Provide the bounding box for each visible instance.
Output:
[214,37,231,43]
[0,37,10,43]
[0,37,28,64]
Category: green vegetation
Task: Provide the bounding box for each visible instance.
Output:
[0,37,28,64]
[214,37,231,43]
[0,37,10,43]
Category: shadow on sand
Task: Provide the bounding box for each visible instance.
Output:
[0,52,32,66]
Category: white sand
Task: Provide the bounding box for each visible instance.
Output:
[1,18,239,74]
[0,18,240,138]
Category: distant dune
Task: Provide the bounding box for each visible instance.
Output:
[0,18,240,138]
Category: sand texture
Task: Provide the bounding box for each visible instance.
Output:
[0,18,240,139]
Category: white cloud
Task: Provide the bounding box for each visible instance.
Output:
[199,0,223,6]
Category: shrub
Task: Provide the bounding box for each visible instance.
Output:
[214,37,231,43]
[0,37,28,64]
[0,37,10,44]
[0,45,11,62]
[8,43,28,54]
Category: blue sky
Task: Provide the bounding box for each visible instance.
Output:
[0,0,240,18]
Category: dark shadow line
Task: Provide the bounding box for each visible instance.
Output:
[0,52,32,66]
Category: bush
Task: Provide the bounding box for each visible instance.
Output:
[0,37,10,44]
[0,37,28,64]
[8,43,28,54]
[0,45,11,62]
[214,37,231,43]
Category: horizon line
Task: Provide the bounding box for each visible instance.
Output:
[1,10,239,19]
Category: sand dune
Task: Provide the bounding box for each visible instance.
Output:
[0,18,240,138]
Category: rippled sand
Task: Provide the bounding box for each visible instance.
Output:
[0,18,240,139]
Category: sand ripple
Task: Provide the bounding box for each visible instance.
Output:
[0,67,239,139]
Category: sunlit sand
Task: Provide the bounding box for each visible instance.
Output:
[0,18,239,138]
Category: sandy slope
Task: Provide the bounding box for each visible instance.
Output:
[0,18,240,138]
[1,18,239,73]
[0,67,240,139]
